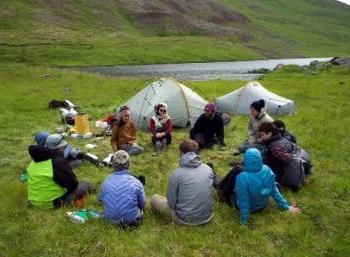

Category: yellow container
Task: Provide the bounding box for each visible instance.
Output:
[75,113,90,134]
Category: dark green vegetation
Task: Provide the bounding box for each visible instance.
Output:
[1,0,350,66]
[0,64,349,256]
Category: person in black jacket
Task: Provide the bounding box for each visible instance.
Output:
[190,103,226,149]
[27,134,93,208]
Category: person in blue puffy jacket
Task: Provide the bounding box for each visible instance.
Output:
[235,148,301,225]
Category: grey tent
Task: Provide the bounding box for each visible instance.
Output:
[119,78,207,130]
[215,81,295,115]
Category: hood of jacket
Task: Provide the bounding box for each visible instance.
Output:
[243,148,263,172]
[28,145,52,162]
[179,152,202,168]
[258,107,268,120]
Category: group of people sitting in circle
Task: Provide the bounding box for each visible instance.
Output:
[26,98,311,226]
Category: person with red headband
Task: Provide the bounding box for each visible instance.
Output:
[190,102,226,149]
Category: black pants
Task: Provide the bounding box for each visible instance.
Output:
[215,165,243,209]
[192,133,219,149]
[53,181,94,208]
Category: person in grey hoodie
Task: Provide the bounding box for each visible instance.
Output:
[151,139,214,225]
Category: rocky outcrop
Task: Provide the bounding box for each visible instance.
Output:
[330,57,350,67]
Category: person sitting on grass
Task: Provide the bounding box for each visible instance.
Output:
[235,99,273,156]
[273,120,297,144]
[111,106,144,155]
[235,148,301,225]
[27,134,93,209]
[259,122,307,190]
[149,103,173,156]
[35,131,101,168]
[99,150,146,228]
[151,139,214,225]
[190,102,226,150]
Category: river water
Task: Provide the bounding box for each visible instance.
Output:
[74,57,331,81]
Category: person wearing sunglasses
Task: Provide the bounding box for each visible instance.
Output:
[149,103,173,156]
[190,102,226,149]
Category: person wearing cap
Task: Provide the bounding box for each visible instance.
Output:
[34,131,101,168]
[190,102,226,149]
[99,150,146,227]
[235,148,301,225]
[26,134,93,208]
[111,106,144,155]
[150,139,214,225]
[149,103,173,156]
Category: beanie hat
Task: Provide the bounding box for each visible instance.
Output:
[35,131,50,146]
[204,102,216,112]
[250,99,265,112]
[113,150,130,166]
[45,134,68,150]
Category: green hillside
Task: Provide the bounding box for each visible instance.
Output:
[0,0,349,66]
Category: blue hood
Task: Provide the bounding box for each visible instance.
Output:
[243,148,263,172]
[179,152,202,168]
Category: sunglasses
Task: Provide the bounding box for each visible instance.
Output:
[159,109,167,113]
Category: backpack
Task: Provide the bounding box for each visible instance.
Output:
[282,144,312,191]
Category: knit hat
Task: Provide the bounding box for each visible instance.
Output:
[35,131,50,146]
[204,102,216,112]
[250,99,265,112]
[113,150,130,165]
[45,134,68,150]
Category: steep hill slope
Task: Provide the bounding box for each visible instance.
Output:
[0,0,349,66]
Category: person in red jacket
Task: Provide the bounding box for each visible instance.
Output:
[149,103,173,156]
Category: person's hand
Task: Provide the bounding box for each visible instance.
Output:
[155,133,162,138]
[288,205,302,214]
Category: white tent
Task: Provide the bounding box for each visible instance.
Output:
[215,81,295,115]
[119,78,207,130]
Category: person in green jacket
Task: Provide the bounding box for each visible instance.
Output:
[27,134,93,208]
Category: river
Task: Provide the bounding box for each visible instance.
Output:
[74,57,332,81]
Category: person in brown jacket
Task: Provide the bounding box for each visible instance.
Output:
[110,106,144,155]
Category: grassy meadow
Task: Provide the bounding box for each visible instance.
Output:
[0,64,349,257]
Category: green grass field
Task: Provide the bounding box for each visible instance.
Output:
[0,64,349,257]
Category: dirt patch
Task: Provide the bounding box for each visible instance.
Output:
[117,0,252,40]
[208,2,251,24]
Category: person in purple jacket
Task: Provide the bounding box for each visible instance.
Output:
[99,150,146,228]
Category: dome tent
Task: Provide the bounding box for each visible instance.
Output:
[118,78,208,130]
[215,81,295,116]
